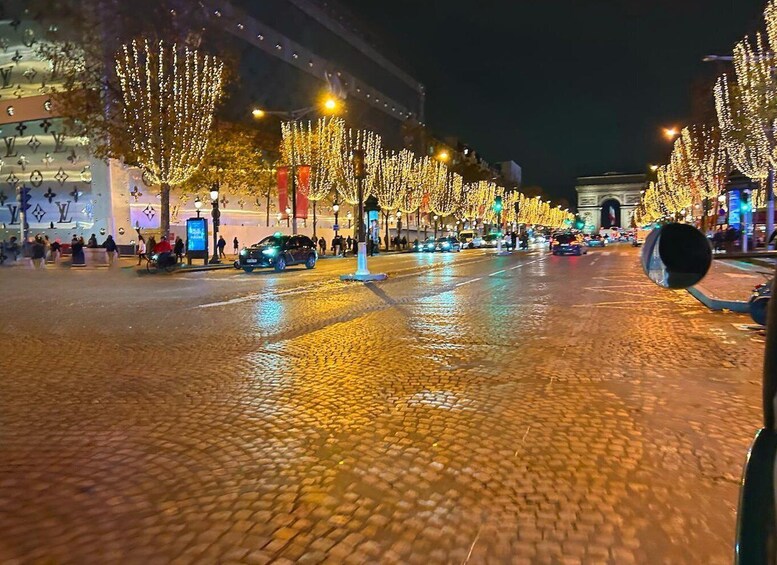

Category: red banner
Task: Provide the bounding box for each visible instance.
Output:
[296,164,310,219]
[277,166,289,217]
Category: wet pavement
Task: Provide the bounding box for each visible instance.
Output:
[0,245,765,564]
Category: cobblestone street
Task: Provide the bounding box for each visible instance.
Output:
[0,247,764,564]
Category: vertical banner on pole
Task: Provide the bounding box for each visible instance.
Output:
[296,164,311,219]
[277,166,289,218]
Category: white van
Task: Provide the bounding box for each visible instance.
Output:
[458,230,483,248]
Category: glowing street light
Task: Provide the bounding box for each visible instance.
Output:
[437,150,450,162]
[663,127,680,140]
[251,108,266,119]
[194,196,203,218]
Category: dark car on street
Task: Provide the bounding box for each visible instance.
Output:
[585,234,607,247]
[414,236,437,252]
[239,233,318,273]
[551,233,586,256]
[435,236,462,252]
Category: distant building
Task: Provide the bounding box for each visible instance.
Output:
[496,161,522,186]
[575,173,645,231]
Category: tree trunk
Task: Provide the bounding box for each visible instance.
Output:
[266,190,270,227]
[384,211,389,251]
[161,182,171,237]
[312,201,317,239]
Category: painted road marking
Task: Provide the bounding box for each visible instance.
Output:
[489,270,506,277]
[456,277,482,287]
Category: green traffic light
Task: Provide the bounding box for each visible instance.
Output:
[493,196,503,213]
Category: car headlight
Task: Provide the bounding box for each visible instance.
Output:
[151,253,159,260]
[240,249,247,256]
[262,248,277,256]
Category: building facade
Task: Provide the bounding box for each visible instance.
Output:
[575,173,645,232]
[0,0,429,248]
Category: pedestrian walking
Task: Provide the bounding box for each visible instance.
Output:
[233,236,239,256]
[50,239,61,264]
[136,235,147,265]
[103,234,119,266]
[511,231,517,250]
[31,235,46,268]
[318,236,326,255]
[87,233,98,248]
[43,235,51,262]
[351,236,358,255]
[71,235,85,266]
[401,236,407,249]
[174,236,185,263]
[217,235,227,258]
[333,235,341,256]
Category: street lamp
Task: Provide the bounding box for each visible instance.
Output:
[251,94,344,235]
[346,210,353,229]
[437,150,450,162]
[663,127,679,141]
[194,196,203,218]
[333,203,340,237]
[285,206,291,227]
[433,214,439,239]
[396,211,402,247]
[209,182,221,264]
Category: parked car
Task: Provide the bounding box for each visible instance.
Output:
[750,278,772,326]
[551,233,586,256]
[586,234,607,247]
[435,236,462,252]
[239,233,318,272]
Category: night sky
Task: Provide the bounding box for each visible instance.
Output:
[340,0,765,203]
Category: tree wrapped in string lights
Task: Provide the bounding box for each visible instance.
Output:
[281,117,344,237]
[334,128,382,206]
[115,39,224,236]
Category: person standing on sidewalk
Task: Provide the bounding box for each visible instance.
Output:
[174,236,185,263]
[31,235,46,268]
[318,236,326,256]
[103,234,119,267]
[50,239,61,264]
[233,236,239,256]
[136,235,147,265]
[217,235,227,258]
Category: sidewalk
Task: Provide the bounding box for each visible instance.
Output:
[688,259,772,313]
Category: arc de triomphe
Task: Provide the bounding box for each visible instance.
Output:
[575,173,646,232]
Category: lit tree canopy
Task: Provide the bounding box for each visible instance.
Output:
[116,39,224,235]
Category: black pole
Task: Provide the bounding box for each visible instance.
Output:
[357,179,365,244]
[210,190,220,264]
[312,201,317,239]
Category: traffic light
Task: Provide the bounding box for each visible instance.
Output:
[574,217,585,230]
[352,149,366,179]
[493,195,503,214]
[741,190,752,213]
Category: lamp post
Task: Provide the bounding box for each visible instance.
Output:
[209,182,221,265]
[433,215,439,239]
[333,203,340,238]
[285,207,291,228]
[346,210,352,230]
[252,95,342,236]
[353,148,368,275]
[340,148,387,281]
[194,196,203,218]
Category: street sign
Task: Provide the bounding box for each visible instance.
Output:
[332,224,340,230]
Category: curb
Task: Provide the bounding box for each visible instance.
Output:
[687,285,750,313]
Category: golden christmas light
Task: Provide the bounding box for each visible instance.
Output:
[115,39,224,235]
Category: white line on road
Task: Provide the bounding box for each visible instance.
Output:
[456,277,482,287]
[489,270,506,277]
